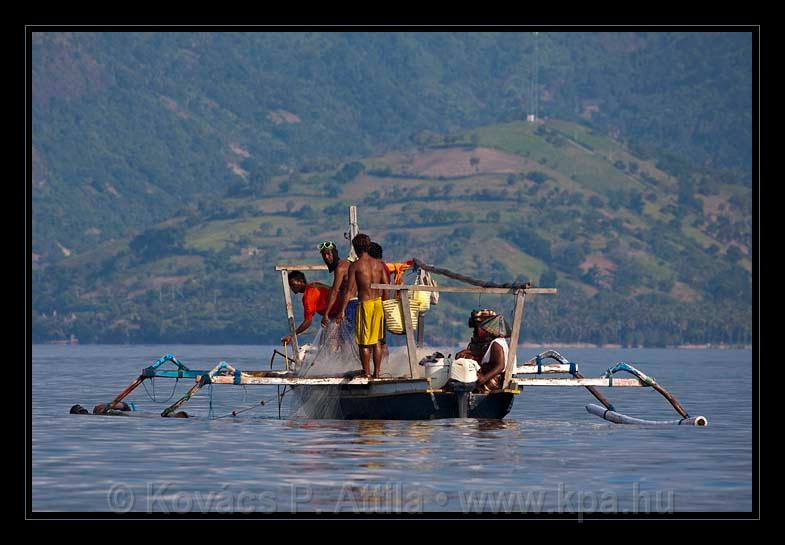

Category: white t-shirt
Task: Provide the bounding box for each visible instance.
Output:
[480,338,516,371]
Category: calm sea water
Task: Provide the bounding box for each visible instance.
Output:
[31,344,753,514]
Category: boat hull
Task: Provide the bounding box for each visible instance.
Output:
[289,385,516,420]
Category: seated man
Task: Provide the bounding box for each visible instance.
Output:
[455,309,516,393]
[282,270,341,345]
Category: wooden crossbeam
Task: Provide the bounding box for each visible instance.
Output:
[512,378,644,387]
[275,264,329,271]
[513,364,575,374]
[371,284,557,295]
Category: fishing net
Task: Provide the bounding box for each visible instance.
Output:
[283,318,444,419]
[284,320,360,419]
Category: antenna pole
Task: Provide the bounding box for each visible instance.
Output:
[348,205,359,260]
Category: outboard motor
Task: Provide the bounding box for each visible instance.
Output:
[447,358,480,418]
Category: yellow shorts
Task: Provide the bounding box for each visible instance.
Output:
[355,297,384,346]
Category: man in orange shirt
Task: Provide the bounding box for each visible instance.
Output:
[281,271,341,344]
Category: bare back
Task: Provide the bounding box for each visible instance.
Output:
[350,254,388,301]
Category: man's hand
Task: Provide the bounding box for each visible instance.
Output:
[320,316,330,328]
[334,313,345,324]
[281,335,293,345]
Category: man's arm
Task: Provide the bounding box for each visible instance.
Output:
[282,317,314,344]
[335,263,357,321]
[476,343,505,386]
[322,263,348,326]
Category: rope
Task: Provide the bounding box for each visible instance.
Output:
[412,258,532,289]
[141,377,180,403]
[213,397,276,419]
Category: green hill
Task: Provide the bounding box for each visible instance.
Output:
[32,118,752,347]
[32,32,752,264]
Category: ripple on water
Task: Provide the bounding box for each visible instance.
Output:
[32,345,752,512]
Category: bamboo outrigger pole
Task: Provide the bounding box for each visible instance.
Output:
[280,269,301,368]
[585,404,707,426]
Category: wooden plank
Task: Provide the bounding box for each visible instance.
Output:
[230,370,294,377]
[210,375,429,388]
[280,270,301,366]
[275,264,329,271]
[212,376,369,385]
[513,364,575,374]
[398,288,419,379]
[512,378,643,387]
[503,289,525,389]
[371,284,557,295]
[416,313,425,348]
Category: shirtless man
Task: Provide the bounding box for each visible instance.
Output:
[368,242,391,364]
[318,241,358,329]
[336,234,390,378]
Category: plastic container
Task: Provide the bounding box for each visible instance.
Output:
[425,357,451,389]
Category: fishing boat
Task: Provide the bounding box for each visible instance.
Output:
[95,206,707,426]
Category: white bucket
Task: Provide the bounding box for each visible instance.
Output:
[425,358,451,389]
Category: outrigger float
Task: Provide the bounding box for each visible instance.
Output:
[96,206,707,426]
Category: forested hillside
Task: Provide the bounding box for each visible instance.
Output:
[32,32,752,264]
[32,117,752,347]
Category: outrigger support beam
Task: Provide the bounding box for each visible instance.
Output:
[602,362,691,419]
[512,353,707,426]
[517,351,616,411]
[99,374,146,415]
[98,354,196,415]
[161,361,239,417]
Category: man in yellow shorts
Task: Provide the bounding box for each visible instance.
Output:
[336,233,390,378]
[355,297,384,346]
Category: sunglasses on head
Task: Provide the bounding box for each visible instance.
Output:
[318,241,336,251]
